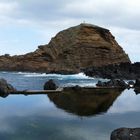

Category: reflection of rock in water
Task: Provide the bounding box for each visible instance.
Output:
[47,88,123,117]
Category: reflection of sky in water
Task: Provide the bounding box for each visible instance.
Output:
[0,90,140,140]
[0,72,139,140]
[108,89,140,113]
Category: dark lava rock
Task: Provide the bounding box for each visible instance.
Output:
[96,79,127,88]
[71,85,82,91]
[127,81,135,88]
[133,79,140,94]
[111,128,140,140]
[134,87,140,94]
[96,80,105,87]
[0,79,16,97]
[84,62,140,80]
[134,79,140,87]
[44,79,58,90]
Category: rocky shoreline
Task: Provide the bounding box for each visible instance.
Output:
[84,62,140,79]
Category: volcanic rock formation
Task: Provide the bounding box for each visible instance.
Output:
[84,62,140,79]
[0,23,130,73]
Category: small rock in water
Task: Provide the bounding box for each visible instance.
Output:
[134,88,140,94]
[71,85,82,90]
[0,78,16,97]
[128,81,135,88]
[44,79,58,90]
[111,128,140,140]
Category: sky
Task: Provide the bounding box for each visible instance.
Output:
[0,0,140,62]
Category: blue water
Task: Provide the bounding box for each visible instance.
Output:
[0,72,140,140]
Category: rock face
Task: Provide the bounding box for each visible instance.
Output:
[84,62,140,79]
[111,128,140,140]
[0,23,130,73]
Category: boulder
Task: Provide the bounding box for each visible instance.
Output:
[128,81,135,88]
[134,79,140,87]
[0,79,16,97]
[84,62,140,80]
[44,79,58,90]
[134,88,140,94]
[111,128,140,140]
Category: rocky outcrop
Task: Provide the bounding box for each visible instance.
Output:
[84,62,140,79]
[111,128,140,140]
[0,23,130,73]
[0,79,16,97]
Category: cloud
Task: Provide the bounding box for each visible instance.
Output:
[0,0,140,61]
[0,1,17,15]
[0,0,139,28]
[110,26,140,62]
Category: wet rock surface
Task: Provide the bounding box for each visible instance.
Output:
[44,79,58,90]
[0,79,16,97]
[84,62,140,79]
[96,79,127,88]
[128,81,135,88]
[111,128,140,140]
[134,79,140,87]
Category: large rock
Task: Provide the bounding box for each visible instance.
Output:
[128,81,135,88]
[44,80,57,90]
[0,23,130,73]
[135,79,140,87]
[0,79,16,97]
[111,128,140,140]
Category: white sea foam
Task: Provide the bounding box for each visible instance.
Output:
[24,72,94,80]
[24,73,47,77]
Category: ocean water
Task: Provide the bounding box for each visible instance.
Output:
[0,72,140,140]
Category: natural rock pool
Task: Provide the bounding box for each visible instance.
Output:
[0,72,140,140]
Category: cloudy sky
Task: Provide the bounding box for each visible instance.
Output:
[0,0,140,62]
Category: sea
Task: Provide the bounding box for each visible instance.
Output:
[0,72,140,140]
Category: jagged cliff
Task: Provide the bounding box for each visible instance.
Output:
[0,23,130,73]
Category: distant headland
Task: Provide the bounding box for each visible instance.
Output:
[0,23,139,79]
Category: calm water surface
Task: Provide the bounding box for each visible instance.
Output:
[0,72,140,140]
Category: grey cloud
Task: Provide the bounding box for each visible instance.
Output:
[0,0,140,61]
[1,0,140,30]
